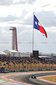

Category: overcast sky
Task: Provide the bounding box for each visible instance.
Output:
[0,0,56,54]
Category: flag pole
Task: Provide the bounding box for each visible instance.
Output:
[32,12,34,54]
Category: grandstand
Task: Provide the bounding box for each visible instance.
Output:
[0,52,56,72]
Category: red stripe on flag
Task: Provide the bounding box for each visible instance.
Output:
[39,25,47,38]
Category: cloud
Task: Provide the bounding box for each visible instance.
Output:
[0,0,13,6]
[0,0,56,53]
[0,27,11,44]
[42,4,50,8]
[0,15,18,22]
[35,11,56,27]
[17,10,56,28]
[14,0,36,4]
[19,30,28,35]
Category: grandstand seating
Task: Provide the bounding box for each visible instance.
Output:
[0,57,56,72]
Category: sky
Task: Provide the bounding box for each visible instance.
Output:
[0,0,56,54]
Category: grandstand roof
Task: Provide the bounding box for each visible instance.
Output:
[0,51,7,55]
[4,50,18,53]
[8,50,18,53]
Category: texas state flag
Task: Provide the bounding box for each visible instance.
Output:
[34,15,47,38]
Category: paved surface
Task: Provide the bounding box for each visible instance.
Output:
[0,71,56,85]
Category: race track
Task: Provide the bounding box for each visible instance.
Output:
[7,71,56,85]
[0,71,56,85]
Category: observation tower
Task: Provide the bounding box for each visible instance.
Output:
[9,27,18,51]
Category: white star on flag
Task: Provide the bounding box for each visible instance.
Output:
[35,21,37,25]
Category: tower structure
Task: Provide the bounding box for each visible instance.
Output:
[10,27,18,51]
